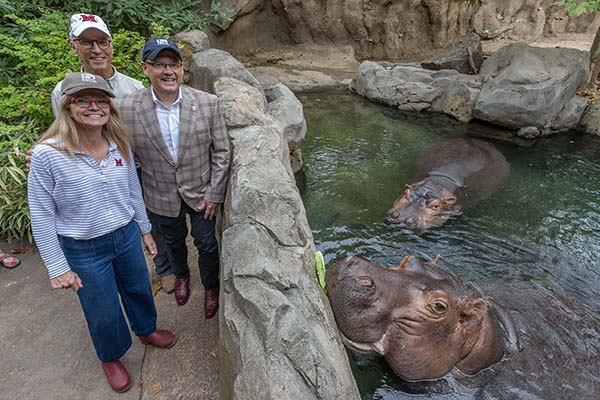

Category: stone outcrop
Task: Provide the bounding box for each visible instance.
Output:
[220,119,359,399]
[210,66,358,400]
[350,61,480,121]
[209,0,600,60]
[421,33,483,74]
[579,99,600,136]
[214,77,268,128]
[474,42,588,136]
[352,42,591,136]
[189,48,264,95]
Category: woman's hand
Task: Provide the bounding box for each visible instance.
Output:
[50,271,83,292]
[142,233,157,259]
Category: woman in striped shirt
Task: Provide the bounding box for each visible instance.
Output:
[28,72,175,393]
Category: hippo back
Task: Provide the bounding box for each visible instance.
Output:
[414,138,509,205]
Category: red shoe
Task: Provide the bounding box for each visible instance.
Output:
[204,289,219,319]
[174,278,190,306]
[101,360,130,393]
[139,329,176,349]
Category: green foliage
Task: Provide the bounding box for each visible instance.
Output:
[0,9,152,241]
[210,1,234,31]
[0,0,233,241]
[456,0,600,15]
[554,0,600,16]
[0,121,40,242]
[15,0,231,35]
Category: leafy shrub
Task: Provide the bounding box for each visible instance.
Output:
[0,10,154,241]
[0,1,232,241]
[15,0,230,34]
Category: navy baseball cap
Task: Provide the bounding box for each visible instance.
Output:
[142,38,182,61]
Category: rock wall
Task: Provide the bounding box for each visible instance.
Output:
[187,51,360,400]
[209,0,600,60]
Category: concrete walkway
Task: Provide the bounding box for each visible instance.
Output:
[0,239,218,399]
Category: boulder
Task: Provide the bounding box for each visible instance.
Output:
[220,120,360,400]
[265,83,307,151]
[474,42,588,134]
[189,48,264,96]
[421,33,483,74]
[214,77,268,128]
[351,61,479,120]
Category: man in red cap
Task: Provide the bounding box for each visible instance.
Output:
[49,14,177,293]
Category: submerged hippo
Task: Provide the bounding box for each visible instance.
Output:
[325,255,517,381]
[386,138,509,232]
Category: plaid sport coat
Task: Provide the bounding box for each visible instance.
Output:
[116,86,230,218]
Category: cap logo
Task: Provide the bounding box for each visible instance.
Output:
[81,73,97,83]
[80,14,97,22]
[156,39,169,45]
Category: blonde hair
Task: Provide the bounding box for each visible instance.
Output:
[38,94,131,162]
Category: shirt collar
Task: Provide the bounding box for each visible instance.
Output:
[151,87,183,109]
[79,65,117,82]
[73,137,118,155]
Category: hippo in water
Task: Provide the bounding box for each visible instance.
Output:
[325,255,518,381]
[386,138,509,232]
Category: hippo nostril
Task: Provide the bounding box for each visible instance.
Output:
[404,217,417,227]
[357,276,374,287]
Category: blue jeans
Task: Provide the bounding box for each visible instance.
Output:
[59,220,157,362]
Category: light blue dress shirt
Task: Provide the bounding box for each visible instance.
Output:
[151,88,183,163]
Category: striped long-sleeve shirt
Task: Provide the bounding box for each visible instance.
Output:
[28,138,151,279]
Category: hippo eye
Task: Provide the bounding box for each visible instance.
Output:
[428,201,440,209]
[431,301,448,314]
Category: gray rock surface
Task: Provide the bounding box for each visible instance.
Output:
[211,60,358,399]
[209,0,600,60]
[189,48,264,95]
[214,77,268,128]
[580,99,600,136]
[265,83,307,152]
[351,61,479,120]
[474,42,589,134]
[219,120,360,399]
[421,33,483,74]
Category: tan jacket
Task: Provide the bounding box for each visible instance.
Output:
[117,86,230,217]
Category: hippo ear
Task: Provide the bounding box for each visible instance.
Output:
[441,188,457,205]
[459,297,487,325]
[391,254,422,272]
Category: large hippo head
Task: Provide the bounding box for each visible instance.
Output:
[385,179,463,232]
[326,255,511,381]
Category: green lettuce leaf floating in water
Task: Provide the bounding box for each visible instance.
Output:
[315,251,327,294]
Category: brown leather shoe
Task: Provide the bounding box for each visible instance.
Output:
[101,360,130,393]
[139,329,176,348]
[174,278,190,306]
[160,274,176,294]
[204,289,219,319]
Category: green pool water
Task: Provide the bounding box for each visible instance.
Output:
[297,89,600,399]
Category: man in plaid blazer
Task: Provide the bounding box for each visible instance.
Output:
[117,38,230,319]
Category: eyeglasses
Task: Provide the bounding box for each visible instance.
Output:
[71,98,110,109]
[145,61,183,70]
[74,39,112,49]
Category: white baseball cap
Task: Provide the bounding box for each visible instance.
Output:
[69,13,111,40]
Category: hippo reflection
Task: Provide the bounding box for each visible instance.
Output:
[325,255,517,381]
[386,138,509,232]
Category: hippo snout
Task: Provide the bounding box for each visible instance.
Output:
[385,211,420,230]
